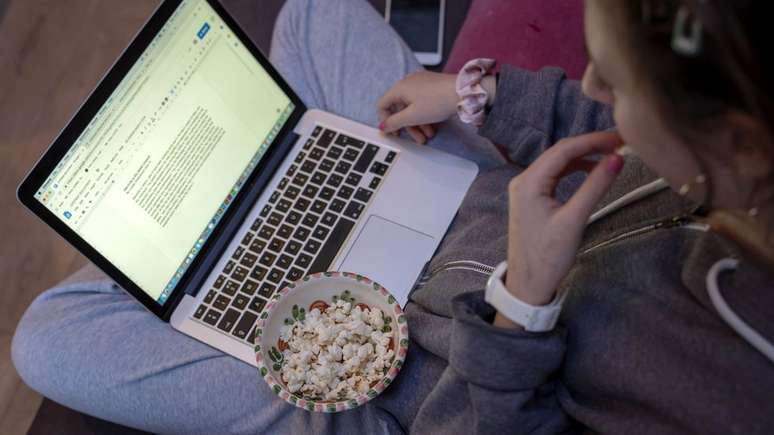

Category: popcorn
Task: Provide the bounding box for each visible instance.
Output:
[279,298,394,401]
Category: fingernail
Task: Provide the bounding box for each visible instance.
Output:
[607,155,624,174]
[378,122,385,131]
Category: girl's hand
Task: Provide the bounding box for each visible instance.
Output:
[501,132,624,318]
[376,71,458,144]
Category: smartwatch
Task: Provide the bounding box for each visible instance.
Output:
[485,261,563,332]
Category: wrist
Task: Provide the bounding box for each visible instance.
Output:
[481,75,497,107]
[504,271,555,307]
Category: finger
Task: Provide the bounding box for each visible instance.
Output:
[559,154,624,222]
[532,132,623,181]
[419,124,436,139]
[377,86,405,113]
[406,126,427,144]
[382,104,418,133]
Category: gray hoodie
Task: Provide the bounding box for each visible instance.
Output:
[372,66,774,434]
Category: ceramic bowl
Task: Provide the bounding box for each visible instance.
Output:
[254,271,409,413]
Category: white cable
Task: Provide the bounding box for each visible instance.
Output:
[706,258,774,364]
[587,178,670,225]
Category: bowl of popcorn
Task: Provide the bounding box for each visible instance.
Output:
[254,271,409,413]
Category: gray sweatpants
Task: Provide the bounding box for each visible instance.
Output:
[11,0,501,433]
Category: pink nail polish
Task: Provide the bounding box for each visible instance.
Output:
[378,122,385,131]
[607,155,624,174]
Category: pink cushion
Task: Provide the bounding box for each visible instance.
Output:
[444,0,587,79]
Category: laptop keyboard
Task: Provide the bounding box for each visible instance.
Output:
[192,125,397,343]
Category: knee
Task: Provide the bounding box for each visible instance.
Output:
[11,294,53,393]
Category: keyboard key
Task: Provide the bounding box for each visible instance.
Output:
[345,173,362,186]
[284,185,300,200]
[285,240,302,255]
[233,311,258,340]
[267,268,284,284]
[194,304,207,319]
[232,266,248,282]
[311,200,327,214]
[269,191,280,204]
[335,133,365,149]
[203,309,221,326]
[259,252,277,267]
[308,217,356,274]
[232,246,245,260]
[250,266,268,281]
[249,297,267,313]
[250,218,263,232]
[294,197,310,212]
[258,283,276,298]
[295,253,313,268]
[277,254,293,269]
[276,198,292,213]
[223,260,235,274]
[223,280,240,296]
[204,289,216,304]
[310,172,326,185]
[317,129,337,147]
[337,185,354,200]
[260,204,271,217]
[369,177,381,189]
[294,152,306,164]
[292,173,309,187]
[385,150,397,163]
[268,237,285,253]
[286,267,304,282]
[302,185,319,199]
[278,177,289,190]
[354,144,379,172]
[278,224,294,239]
[319,187,335,200]
[334,161,352,174]
[248,239,266,254]
[241,279,259,295]
[300,160,316,173]
[370,161,389,176]
[213,275,225,289]
[240,252,258,268]
[327,146,343,160]
[304,239,321,254]
[293,226,310,241]
[312,225,330,240]
[232,293,249,310]
[286,164,298,177]
[311,126,322,138]
[319,158,335,172]
[286,211,302,225]
[329,199,346,213]
[309,147,325,160]
[302,213,319,227]
[344,201,365,220]
[342,148,359,162]
[258,226,275,240]
[326,173,343,188]
[303,138,314,150]
[241,232,255,246]
[354,188,373,203]
[217,308,240,332]
[213,294,231,311]
[321,212,337,227]
[267,212,283,227]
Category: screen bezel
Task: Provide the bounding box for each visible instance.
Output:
[16,0,307,319]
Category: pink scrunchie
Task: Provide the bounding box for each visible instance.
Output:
[456,58,496,127]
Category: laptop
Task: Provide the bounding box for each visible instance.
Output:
[17,0,477,365]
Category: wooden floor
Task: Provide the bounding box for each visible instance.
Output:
[0,1,160,433]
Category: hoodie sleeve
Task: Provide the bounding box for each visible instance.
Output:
[410,291,576,435]
[479,65,614,167]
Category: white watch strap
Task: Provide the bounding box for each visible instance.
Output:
[485,261,563,332]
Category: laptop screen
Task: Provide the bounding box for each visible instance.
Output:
[33,0,294,305]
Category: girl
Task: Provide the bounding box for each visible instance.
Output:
[13,0,773,433]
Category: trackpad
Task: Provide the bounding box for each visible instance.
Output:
[339,215,435,306]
